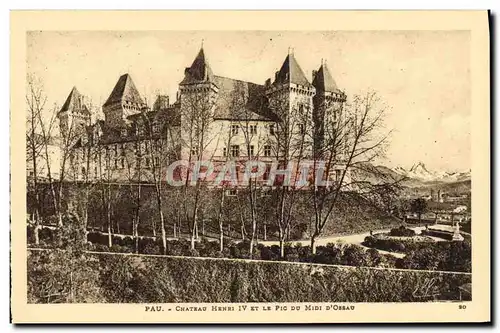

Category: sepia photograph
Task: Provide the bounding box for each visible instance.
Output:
[10,10,490,323]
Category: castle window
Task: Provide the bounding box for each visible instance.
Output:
[223,147,227,157]
[299,104,304,113]
[298,123,305,135]
[154,157,160,167]
[249,145,255,157]
[264,145,271,157]
[263,164,271,180]
[231,145,240,158]
[191,148,197,156]
[250,125,257,135]
[231,124,239,135]
[136,156,141,167]
[120,157,125,169]
[145,157,150,168]
[226,189,237,197]
[269,124,275,135]
[152,123,160,134]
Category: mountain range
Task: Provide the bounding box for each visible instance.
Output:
[390,162,471,183]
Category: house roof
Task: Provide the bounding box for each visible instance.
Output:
[274,53,312,88]
[59,86,90,115]
[212,76,278,122]
[180,47,214,85]
[103,73,145,107]
[312,63,340,93]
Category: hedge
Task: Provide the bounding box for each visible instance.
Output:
[27,249,471,303]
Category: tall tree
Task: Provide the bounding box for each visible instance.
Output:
[310,90,394,254]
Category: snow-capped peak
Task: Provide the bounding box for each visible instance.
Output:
[391,162,470,183]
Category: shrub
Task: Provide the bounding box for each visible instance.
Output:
[28,250,471,303]
[341,245,368,267]
[389,226,416,237]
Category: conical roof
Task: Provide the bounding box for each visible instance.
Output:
[312,63,339,93]
[103,73,145,107]
[274,53,312,87]
[59,86,89,114]
[180,47,214,85]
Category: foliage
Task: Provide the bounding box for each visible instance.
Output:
[389,226,416,237]
[28,250,471,303]
[410,198,427,219]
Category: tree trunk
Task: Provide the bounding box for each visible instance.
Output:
[107,186,112,248]
[133,218,139,254]
[310,235,317,255]
[190,233,196,250]
[34,224,40,245]
[279,229,285,258]
[159,210,167,254]
[219,222,224,252]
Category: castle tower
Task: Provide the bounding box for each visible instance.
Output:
[103,73,147,128]
[265,50,316,158]
[57,86,91,138]
[312,61,346,157]
[178,46,219,159]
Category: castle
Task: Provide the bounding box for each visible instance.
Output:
[56,47,347,185]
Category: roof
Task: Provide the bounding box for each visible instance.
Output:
[274,53,312,88]
[59,86,90,115]
[212,76,278,122]
[153,95,169,111]
[103,74,145,107]
[180,47,214,85]
[312,63,340,93]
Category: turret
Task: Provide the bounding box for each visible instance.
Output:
[102,73,147,128]
[58,86,91,138]
[312,60,346,156]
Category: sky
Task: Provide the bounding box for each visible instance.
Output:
[26,30,471,172]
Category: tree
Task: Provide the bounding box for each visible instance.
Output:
[179,86,218,250]
[410,198,428,222]
[140,95,179,254]
[309,90,396,254]
[266,90,312,258]
[26,75,46,244]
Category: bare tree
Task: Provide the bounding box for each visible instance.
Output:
[26,75,47,244]
[28,75,73,228]
[140,97,178,254]
[179,88,218,250]
[309,90,394,254]
[267,92,312,258]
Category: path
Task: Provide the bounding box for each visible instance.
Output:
[257,226,428,259]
